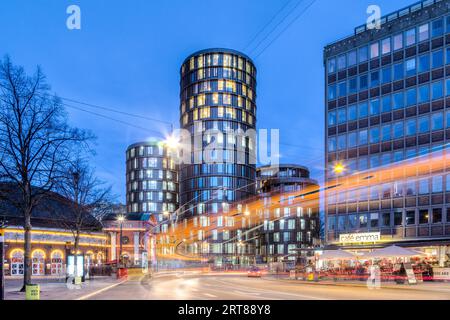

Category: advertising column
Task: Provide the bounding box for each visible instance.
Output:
[110,232,117,261]
[134,232,139,266]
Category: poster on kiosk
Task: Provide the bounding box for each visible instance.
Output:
[67,255,84,278]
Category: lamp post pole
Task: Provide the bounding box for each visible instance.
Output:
[117,215,126,269]
[0,220,7,301]
[119,221,123,268]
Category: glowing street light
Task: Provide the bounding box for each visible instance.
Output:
[164,135,179,150]
[333,163,346,175]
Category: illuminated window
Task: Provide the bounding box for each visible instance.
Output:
[225,107,235,119]
[223,94,231,105]
[225,80,235,92]
[197,94,205,106]
[200,107,210,119]
[217,107,223,118]
[212,93,219,104]
[218,80,224,91]
[237,96,243,107]
[189,57,194,70]
[213,54,219,66]
[198,55,203,68]
[223,54,232,67]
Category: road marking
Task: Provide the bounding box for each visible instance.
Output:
[203,293,217,298]
[76,279,128,300]
[212,278,328,300]
[233,290,261,296]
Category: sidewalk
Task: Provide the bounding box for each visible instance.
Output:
[5,276,127,300]
[265,275,450,292]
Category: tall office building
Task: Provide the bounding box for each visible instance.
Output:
[125,141,179,261]
[179,49,257,264]
[324,0,450,265]
[126,141,178,221]
[256,165,320,265]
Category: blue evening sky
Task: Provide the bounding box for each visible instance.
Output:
[0,0,413,202]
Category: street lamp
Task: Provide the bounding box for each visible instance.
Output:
[163,135,179,150]
[117,214,126,267]
[333,163,346,175]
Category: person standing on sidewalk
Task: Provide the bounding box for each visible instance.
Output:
[367,262,381,290]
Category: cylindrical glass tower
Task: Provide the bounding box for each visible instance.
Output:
[126,141,178,222]
[179,48,257,218]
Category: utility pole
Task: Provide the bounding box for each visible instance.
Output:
[0,220,7,300]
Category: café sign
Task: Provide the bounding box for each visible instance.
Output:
[339,232,381,244]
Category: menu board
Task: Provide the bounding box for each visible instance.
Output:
[404,263,417,285]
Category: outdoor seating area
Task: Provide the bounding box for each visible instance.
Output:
[313,246,437,283]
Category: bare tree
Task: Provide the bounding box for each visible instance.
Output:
[0,56,92,290]
[54,157,114,280]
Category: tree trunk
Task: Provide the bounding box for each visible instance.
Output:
[21,213,32,292]
[74,233,80,279]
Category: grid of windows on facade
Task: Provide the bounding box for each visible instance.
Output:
[180,51,256,127]
[324,8,450,240]
[179,49,257,218]
[126,143,178,221]
[260,206,318,261]
[326,15,450,173]
[327,207,450,233]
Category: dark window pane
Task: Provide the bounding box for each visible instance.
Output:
[419,209,429,224]
[432,208,442,223]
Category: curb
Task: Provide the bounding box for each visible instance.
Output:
[263,276,450,292]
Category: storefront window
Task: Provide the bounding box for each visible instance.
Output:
[10,249,24,276]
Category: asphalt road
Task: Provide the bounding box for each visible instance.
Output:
[82,272,450,300]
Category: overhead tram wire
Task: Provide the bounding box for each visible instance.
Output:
[59,96,174,131]
[63,103,165,137]
[243,0,294,52]
[247,0,306,56]
[254,0,317,59]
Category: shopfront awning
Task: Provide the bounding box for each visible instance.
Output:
[362,245,425,259]
[318,249,356,260]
